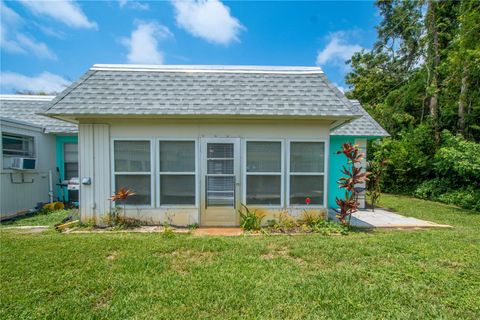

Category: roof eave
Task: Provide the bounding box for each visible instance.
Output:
[41,113,362,122]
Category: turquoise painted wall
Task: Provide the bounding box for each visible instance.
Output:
[328,136,378,208]
[55,135,78,202]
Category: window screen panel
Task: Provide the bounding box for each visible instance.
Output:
[64,143,78,162]
[289,175,324,205]
[246,175,281,205]
[114,175,151,205]
[246,141,281,173]
[207,159,233,174]
[114,141,150,172]
[290,142,325,173]
[160,174,195,205]
[207,143,233,159]
[2,134,35,157]
[159,141,195,172]
[206,176,235,207]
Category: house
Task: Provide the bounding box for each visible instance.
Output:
[0,95,78,220]
[42,64,388,226]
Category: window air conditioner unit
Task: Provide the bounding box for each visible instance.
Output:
[11,157,36,170]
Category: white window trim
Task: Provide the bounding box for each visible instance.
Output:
[156,138,199,208]
[286,139,328,208]
[111,138,155,208]
[242,139,284,208]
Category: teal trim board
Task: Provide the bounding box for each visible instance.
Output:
[56,135,78,202]
[328,135,379,208]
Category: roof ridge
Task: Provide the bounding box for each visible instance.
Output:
[91,64,323,74]
[0,94,55,101]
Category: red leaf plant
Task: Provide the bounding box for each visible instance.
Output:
[108,187,136,223]
[334,143,371,226]
[109,187,136,202]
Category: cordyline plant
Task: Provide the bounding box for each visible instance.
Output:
[334,143,371,225]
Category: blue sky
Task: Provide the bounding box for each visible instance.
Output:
[1,0,379,94]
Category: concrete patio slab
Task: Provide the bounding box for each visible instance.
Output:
[329,208,452,229]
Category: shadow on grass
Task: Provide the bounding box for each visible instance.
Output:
[0,209,75,227]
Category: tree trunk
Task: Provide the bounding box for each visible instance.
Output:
[427,0,440,143]
[457,71,468,135]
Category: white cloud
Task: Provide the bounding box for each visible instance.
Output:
[19,0,97,29]
[121,21,173,64]
[171,0,244,45]
[16,34,57,60]
[0,2,57,60]
[316,31,363,67]
[0,72,70,93]
[118,0,149,10]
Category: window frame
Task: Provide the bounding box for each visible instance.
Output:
[242,139,285,208]
[156,138,199,208]
[2,132,36,158]
[286,139,328,208]
[111,137,154,208]
[63,142,79,180]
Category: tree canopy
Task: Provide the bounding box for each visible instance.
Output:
[346,0,480,210]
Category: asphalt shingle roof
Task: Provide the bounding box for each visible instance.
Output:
[331,100,389,137]
[43,64,362,118]
[0,95,77,134]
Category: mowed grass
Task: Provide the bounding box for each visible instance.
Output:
[1,195,479,319]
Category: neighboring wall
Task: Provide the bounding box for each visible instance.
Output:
[328,136,368,209]
[78,118,331,225]
[0,120,57,219]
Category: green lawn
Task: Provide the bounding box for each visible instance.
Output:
[1,195,479,319]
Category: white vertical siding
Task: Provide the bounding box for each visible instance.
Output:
[79,124,94,220]
[93,124,110,219]
[78,123,110,221]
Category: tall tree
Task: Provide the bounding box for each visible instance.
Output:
[426,0,440,142]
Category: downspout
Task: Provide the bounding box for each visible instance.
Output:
[48,170,54,203]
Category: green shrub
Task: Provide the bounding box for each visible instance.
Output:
[265,211,347,235]
[435,131,480,183]
[308,219,349,235]
[437,188,480,212]
[238,204,265,231]
[371,128,480,211]
[187,223,199,230]
[298,209,325,227]
[414,179,480,211]
[267,212,296,233]
[371,125,436,193]
[413,178,449,199]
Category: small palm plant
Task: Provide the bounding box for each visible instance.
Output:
[335,143,370,225]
